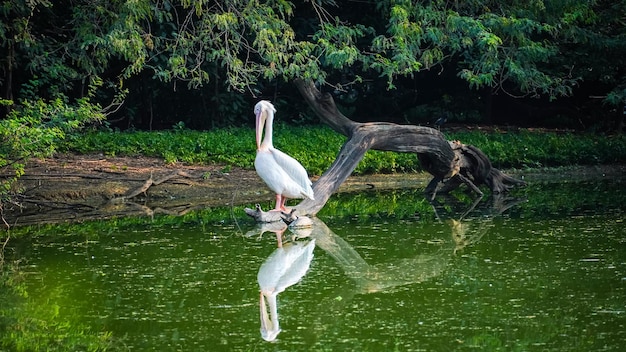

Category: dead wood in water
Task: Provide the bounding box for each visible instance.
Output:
[244,204,285,223]
[109,170,195,203]
[247,80,525,222]
[437,141,527,197]
[292,79,456,215]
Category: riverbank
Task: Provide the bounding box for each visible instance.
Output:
[2,153,624,227]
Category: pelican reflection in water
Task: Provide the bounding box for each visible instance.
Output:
[257,236,316,341]
[250,195,523,343]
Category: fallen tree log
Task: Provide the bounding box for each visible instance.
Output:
[438,140,527,197]
[109,170,196,204]
[246,79,525,221]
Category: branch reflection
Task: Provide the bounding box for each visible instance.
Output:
[248,194,524,342]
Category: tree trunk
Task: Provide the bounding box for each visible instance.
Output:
[293,80,457,214]
[246,79,525,221]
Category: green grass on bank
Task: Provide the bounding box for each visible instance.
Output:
[61,126,626,175]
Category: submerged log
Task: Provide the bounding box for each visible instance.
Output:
[247,79,525,221]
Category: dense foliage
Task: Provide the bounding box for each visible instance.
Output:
[1,0,625,130]
[0,95,105,215]
[60,126,626,175]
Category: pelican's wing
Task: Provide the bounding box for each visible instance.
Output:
[257,239,316,292]
[275,240,316,290]
[258,248,289,290]
[270,147,314,199]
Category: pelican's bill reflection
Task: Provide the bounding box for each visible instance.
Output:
[252,222,316,341]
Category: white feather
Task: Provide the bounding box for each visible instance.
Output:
[254,101,314,207]
[255,147,314,199]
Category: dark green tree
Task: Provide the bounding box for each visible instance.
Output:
[2,0,625,129]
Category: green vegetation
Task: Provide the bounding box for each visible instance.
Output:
[60,126,626,175]
[1,0,624,130]
[0,95,105,215]
[450,130,626,169]
[2,1,625,341]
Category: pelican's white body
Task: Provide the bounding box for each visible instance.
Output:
[255,148,313,200]
[254,100,314,211]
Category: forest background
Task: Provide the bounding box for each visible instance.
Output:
[1,0,626,210]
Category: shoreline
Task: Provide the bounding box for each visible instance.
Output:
[2,154,624,227]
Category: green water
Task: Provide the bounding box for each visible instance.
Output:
[2,180,625,351]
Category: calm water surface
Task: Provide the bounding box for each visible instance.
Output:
[3,180,625,351]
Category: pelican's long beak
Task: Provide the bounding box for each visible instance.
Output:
[255,109,265,150]
[260,291,281,341]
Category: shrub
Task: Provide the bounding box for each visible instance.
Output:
[0,97,104,218]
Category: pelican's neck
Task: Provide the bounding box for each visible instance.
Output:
[260,110,274,150]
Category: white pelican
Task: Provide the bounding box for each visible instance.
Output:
[254,100,314,212]
[257,239,316,341]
